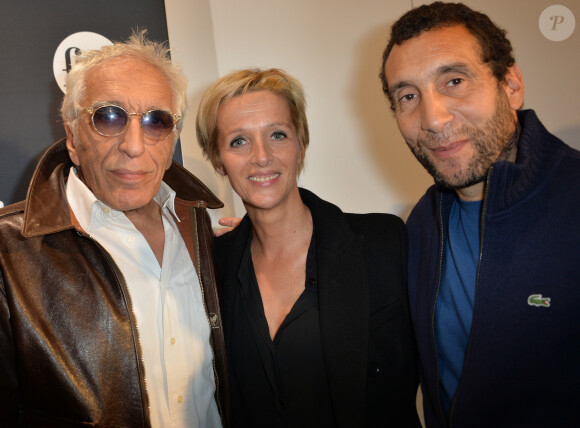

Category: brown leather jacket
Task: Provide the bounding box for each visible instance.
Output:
[0,139,229,427]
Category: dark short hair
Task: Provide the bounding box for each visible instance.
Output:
[379,2,515,110]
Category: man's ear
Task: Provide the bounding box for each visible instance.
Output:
[165,138,178,171]
[65,124,81,166]
[503,63,524,111]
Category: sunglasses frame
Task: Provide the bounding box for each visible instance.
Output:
[85,104,181,141]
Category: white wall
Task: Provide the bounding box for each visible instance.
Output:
[165,0,579,224]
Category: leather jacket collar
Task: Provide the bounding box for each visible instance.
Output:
[22,138,223,238]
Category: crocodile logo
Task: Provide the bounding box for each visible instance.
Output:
[527,294,551,308]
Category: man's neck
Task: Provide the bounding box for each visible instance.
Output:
[455,182,485,202]
[125,201,166,266]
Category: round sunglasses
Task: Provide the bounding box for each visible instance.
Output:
[85,104,181,141]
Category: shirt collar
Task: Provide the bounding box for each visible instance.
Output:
[66,167,179,232]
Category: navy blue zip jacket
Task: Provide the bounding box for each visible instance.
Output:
[407,110,580,427]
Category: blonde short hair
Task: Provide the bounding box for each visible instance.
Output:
[196,68,309,173]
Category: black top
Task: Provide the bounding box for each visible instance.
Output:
[229,229,335,428]
[215,188,421,428]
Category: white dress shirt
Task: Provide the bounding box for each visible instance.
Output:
[66,168,221,428]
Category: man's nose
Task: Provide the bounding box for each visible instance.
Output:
[119,116,146,157]
[420,91,453,134]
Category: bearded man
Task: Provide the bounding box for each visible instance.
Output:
[380,2,580,427]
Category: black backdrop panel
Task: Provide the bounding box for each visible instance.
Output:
[0,0,183,206]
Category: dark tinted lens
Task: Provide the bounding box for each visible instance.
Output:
[141,110,175,140]
[92,105,127,136]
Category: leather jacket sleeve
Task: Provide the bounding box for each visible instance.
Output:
[0,269,19,426]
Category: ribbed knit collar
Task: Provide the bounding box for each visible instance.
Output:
[485,109,565,214]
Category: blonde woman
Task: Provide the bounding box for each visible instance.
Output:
[197,68,420,428]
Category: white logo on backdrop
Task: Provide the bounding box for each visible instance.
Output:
[539,5,575,41]
[53,32,113,93]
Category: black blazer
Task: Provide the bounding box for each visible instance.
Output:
[215,188,420,427]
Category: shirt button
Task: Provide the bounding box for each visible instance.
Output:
[170,337,176,345]
[177,395,183,403]
[102,206,111,214]
[127,236,135,243]
[368,362,380,377]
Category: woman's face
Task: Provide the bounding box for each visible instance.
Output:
[216,90,302,213]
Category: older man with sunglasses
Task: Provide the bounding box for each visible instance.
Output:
[0,32,228,427]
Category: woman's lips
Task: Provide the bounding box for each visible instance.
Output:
[248,173,280,183]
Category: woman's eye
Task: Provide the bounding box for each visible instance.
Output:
[230,137,246,147]
[271,131,287,140]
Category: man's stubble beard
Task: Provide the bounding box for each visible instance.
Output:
[407,89,519,191]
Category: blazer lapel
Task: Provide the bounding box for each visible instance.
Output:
[304,189,370,427]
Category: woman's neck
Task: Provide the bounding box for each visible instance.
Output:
[247,189,312,258]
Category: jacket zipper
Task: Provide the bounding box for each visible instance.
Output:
[190,203,224,426]
[191,204,213,330]
[447,167,493,427]
[433,192,446,426]
[77,230,149,427]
